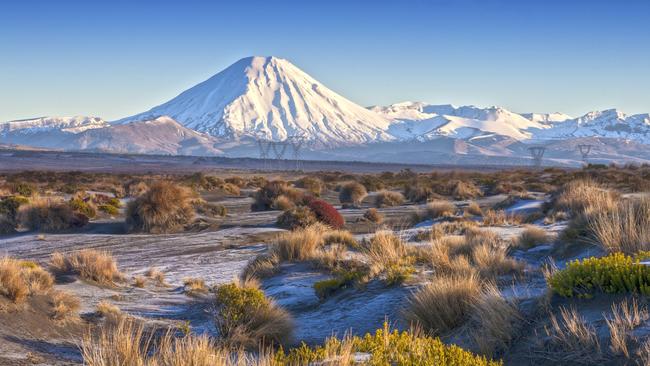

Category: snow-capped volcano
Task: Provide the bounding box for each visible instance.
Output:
[115,56,392,146]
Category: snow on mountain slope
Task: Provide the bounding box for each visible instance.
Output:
[0,116,222,156]
[377,102,545,141]
[116,56,393,146]
[531,109,650,142]
[0,116,108,135]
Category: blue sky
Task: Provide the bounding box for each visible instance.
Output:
[1,0,649,121]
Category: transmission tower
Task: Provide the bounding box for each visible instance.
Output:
[256,137,273,170]
[527,146,546,168]
[577,144,593,165]
[288,132,306,171]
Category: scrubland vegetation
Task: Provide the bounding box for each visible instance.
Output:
[5,164,650,364]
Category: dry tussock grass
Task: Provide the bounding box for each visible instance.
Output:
[183,277,209,296]
[545,306,602,363]
[470,283,521,356]
[464,201,483,216]
[339,182,367,207]
[242,253,281,280]
[363,208,383,223]
[323,230,358,248]
[363,231,413,281]
[144,267,166,286]
[50,249,124,285]
[374,190,405,207]
[50,290,80,320]
[516,225,550,249]
[271,225,326,262]
[481,209,521,226]
[0,257,53,302]
[605,298,649,357]
[18,198,84,232]
[588,198,650,254]
[425,200,455,219]
[404,275,480,335]
[126,181,196,233]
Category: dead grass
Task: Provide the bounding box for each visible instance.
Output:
[133,275,146,288]
[50,249,124,285]
[374,190,405,207]
[126,181,196,233]
[18,198,85,232]
[96,300,123,318]
[588,198,650,254]
[363,231,413,282]
[471,242,524,278]
[0,257,54,302]
[516,225,550,249]
[183,277,208,296]
[81,318,263,366]
[144,267,166,286]
[553,179,617,215]
[363,208,383,223]
[465,201,483,216]
[270,225,326,262]
[242,253,281,280]
[323,230,358,249]
[425,200,455,219]
[49,290,80,320]
[339,182,367,207]
[481,209,521,226]
[470,283,521,356]
[545,306,602,363]
[605,297,649,357]
[404,274,480,335]
[451,180,482,200]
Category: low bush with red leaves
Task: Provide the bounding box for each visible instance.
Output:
[305,197,345,229]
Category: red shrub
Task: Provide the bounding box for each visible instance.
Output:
[305,197,345,229]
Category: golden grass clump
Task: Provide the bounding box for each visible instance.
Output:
[339,182,367,207]
[425,200,456,219]
[516,225,550,249]
[374,190,405,207]
[363,208,384,223]
[144,267,166,286]
[469,283,521,356]
[50,249,124,285]
[49,290,80,320]
[605,298,649,357]
[0,257,54,302]
[481,209,521,226]
[18,198,85,232]
[271,225,326,262]
[553,179,617,215]
[242,253,281,280]
[544,306,602,363]
[323,230,358,249]
[451,180,483,200]
[126,181,196,233]
[465,201,483,216]
[404,275,481,335]
[183,277,209,296]
[588,198,650,254]
[363,231,414,283]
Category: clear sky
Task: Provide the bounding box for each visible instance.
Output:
[1,0,649,121]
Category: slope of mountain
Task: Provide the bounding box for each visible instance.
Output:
[0,116,222,156]
[0,116,108,135]
[375,102,545,141]
[115,56,392,146]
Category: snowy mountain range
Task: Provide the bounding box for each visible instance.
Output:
[2,56,650,165]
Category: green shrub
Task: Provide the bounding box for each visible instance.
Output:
[548,252,650,298]
[69,197,97,218]
[11,182,35,197]
[274,322,501,365]
[214,281,293,347]
[313,270,364,298]
[98,204,119,216]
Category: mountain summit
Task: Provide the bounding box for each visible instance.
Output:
[115,56,392,146]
